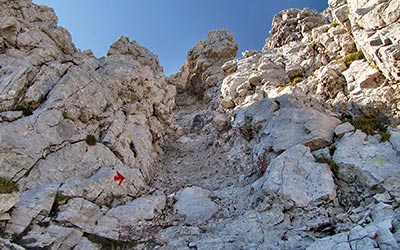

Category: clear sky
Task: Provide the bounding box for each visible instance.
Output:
[32,1,328,76]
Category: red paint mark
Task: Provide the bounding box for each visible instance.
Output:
[258,156,267,174]
[113,171,125,185]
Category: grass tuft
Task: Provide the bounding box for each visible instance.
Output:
[323,21,340,32]
[338,50,365,67]
[348,117,390,142]
[0,177,19,194]
[14,104,33,116]
[316,156,338,175]
[55,193,67,204]
[277,77,303,93]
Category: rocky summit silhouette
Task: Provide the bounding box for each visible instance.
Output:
[1,0,400,249]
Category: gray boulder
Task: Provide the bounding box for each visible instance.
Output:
[94,194,166,240]
[174,186,219,225]
[333,130,400,189]
[58,165,147,205]
[55,198,102,233]
[261,144,336,207]
[6,183,59,236]
[261,107,341,152]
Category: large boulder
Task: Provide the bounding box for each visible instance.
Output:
[58,165,148,205]
[333,130,400,190]
[55,198,102,233]
[174,186,219,225]
[259,144,336,207]
[6,183,59,236]
[94,194,166,241]
[260,107,341,152]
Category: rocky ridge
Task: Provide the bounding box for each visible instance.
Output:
[1,0,400,249]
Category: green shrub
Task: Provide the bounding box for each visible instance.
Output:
[277,77,303,93]
[339,50,365,67]
[85,134,97,146]
[348,117,390,142]
[0,177,19,194]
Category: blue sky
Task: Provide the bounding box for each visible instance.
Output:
[32,1,328,75]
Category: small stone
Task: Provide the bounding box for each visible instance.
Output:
[248,74,261,84]
[334,122,355,138]
[0,213,11,221]
[7,90,16,96]
[214,113,230,133]
[221,60,238,74]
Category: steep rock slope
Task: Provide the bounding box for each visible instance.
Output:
[0,0,175,247]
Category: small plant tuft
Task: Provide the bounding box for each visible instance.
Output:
[323,21,340,32]
[55,193,67,204]
[329,144,337,156]
[85,134,97,146]
[316,156,338,175]
[348,117,390,142]
[85,233,135,249]
[14,104,33,116]
[112,194,123,200]
[0,177,19,194]
[277,77,303,93]
[338,50,365,67]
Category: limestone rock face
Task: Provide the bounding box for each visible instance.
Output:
[0,0,175,246]
[168,29,238,98]
[263,8,327,50]
[330,0,400,82]
[0,0,175,192]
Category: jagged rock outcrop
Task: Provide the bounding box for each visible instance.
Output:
[168,29,238,99]
[330,0,400,82]
[263,8,328,49]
